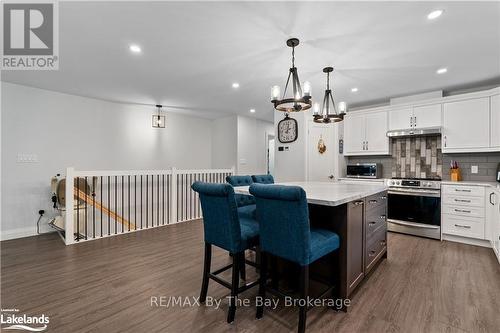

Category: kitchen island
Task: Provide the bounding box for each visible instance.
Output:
[235,181,388,311]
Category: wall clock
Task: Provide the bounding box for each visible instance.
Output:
[278,114,298,143]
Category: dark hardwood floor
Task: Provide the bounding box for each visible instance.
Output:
[2,220,499,332]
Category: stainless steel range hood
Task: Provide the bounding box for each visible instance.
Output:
[386,126,441,138]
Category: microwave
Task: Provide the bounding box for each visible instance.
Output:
[346,163,382,179]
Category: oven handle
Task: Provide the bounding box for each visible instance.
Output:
[388,190,441,198]
[388,219,440,229]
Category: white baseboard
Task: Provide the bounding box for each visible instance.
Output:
[442,233,491,248]
[0,227,37,241]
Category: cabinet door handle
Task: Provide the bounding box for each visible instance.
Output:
[444,135,447,148]
[490,192,496,205]
[369,221,376,226]
[368,250,377,257]
[454,224,471,229]
[366,141,368,150]
[380,215,386,219]
[369,200,378,204]
[353,201,364,206]
[381,196,387,200]
[454,209,471,213]
[455,198,471,202]
[414,116,417,127]
[410,116,413,128]
[380,240,386,246]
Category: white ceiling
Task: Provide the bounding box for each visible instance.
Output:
[2,1,500,121]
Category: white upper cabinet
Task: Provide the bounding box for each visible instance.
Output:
[491,94,500,148]
[413,104,442,128]
[388,104,441,130]
[365,112,389,153]
[344,110,389,156]
[443,97,490,152]
[344,113,365,154]
[388,107,412,130]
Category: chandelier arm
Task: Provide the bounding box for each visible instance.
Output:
[282,70,293,100]
[329,92,338,115]
[321,90,328,117]
[294,69,303,97]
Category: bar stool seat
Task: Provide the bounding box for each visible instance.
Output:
[237,205,257,220]
[309,228,340,265]
[192,181,260,324]
[250,183,340,333]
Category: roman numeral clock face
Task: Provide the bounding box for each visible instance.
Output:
[278,116,298,143]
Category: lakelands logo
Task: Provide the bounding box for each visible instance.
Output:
[1,308,49,332]
[1,0,59,70]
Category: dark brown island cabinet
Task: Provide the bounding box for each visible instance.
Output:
[309,191,387,311]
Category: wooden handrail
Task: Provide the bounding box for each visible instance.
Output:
[74,188,136,230]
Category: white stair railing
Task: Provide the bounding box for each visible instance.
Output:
[64,167,234,245]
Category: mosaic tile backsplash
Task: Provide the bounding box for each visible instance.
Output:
[391,136,442,179]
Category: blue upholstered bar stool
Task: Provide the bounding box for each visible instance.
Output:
[251,174,275,184]
[250,184,340,333]
[226,175,256,220]
[191,182,260,324]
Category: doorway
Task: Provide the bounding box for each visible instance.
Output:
[267,134,275,176]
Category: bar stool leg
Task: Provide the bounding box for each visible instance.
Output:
[239,252,246,281]
[200,243,212,303]
[227,253,240,323]
[298,265,309,333]
[256,251,267,319]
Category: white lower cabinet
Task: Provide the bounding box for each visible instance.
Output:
[442,184,485,240]
[442,184,500,264]
[486,189,500,263]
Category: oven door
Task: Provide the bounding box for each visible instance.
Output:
[387,189,441,238]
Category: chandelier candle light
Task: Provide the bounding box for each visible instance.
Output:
[271,38,312,113]
[313,67,346,123]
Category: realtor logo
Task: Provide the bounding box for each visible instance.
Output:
[1,0,59,70]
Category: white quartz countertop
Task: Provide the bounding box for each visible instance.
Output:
[234,181,388,207]
[441,180,500,190]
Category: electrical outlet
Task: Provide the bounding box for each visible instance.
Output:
[471,165,478,174]
[17,153,38,163]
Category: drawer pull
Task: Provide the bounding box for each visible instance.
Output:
[369,200,378,204]
[454,189,471,192]
[369,221,376,226]
[380,240,386,246]
[353,201,364,206]
[381,196,387,200]
[368,250,377,257]
[454,199,471,203]
[454,209,471,213]
[380,215,386,219]
[454,224,471,229]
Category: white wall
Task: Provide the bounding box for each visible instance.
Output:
[211,115,237,169]
[1,82,213,240]
[210,115,274,175]
[273,111,308,182]
[236,116,274,175]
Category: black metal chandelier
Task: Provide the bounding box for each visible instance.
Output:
[313,67,346,123]
[271,38,312,113]
[152,104,165,128]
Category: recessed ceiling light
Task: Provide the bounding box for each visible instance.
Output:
[232,83,240,88]
[250,108,256,113]
[436,67,448,74]
[351,87,358,93]
[427,10,443,20]
[129,44,142,53]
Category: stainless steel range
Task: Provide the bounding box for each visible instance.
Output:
[386,178,441,240]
